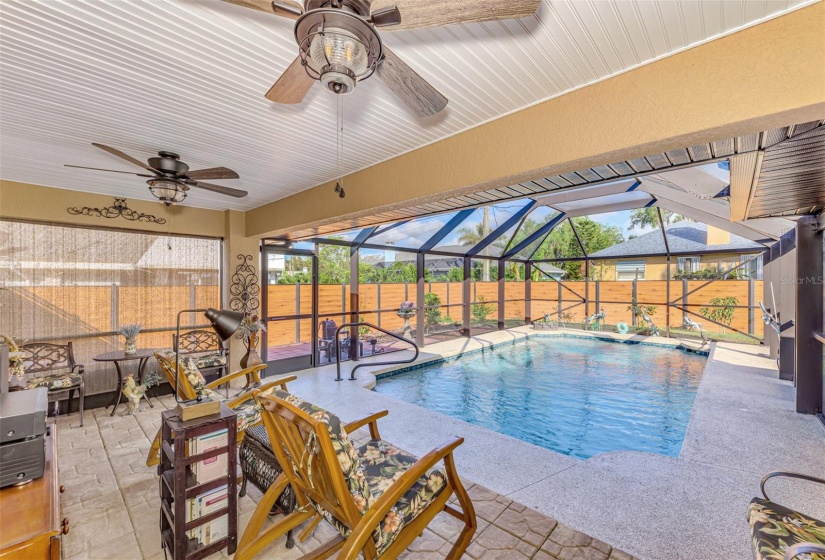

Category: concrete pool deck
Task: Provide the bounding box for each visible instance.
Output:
[275,327,824,559]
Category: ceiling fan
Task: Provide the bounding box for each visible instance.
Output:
[224,0,541,117]
[65,143,248,205]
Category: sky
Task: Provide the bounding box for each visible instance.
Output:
[321,162,731,251]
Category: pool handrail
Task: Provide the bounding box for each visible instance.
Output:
[334,321,420,381]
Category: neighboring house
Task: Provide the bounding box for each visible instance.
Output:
[588,223,764,280]
[369,246,566,280]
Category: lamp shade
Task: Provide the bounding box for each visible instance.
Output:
[204,308,244,341]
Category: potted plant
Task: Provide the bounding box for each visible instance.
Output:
[238,315,266,369]
[1,334,26,381]
[118,323,142,355]
[397,301,416,318]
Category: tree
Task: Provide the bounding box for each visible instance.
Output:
[447,266,464,283]
[318,242,350,284]
[457,207,492,280]
[628,208,690,230]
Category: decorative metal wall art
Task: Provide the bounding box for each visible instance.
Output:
[67,198,166,224]
[229,254,260,315]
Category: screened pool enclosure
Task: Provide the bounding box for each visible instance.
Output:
[261,163,774,371]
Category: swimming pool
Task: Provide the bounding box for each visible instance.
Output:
[374,337,706,459]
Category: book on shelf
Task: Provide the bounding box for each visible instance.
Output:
[185,485,229,545]
[189,428,228,484]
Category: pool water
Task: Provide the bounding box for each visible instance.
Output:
[374,337,706,459]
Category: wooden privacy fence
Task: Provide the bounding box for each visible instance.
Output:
[4,284,221,395]
[265,279,764,345]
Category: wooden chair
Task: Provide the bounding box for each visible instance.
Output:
[145,351,293,467]
[235,390,477,560]
[172,329,228,382]
[20,342,85,427]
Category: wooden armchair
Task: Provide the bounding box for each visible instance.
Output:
[235,390,476,560]
[145,351,294,467]
[20,342,85,427]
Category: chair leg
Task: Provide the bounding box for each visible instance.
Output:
[78,380,85,428]
[146,430,162,467]
[67,388,75,419]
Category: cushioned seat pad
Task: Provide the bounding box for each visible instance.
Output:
[749,498,825,560]
[193,353,227,369]
[357,439,447,554]
[26,372,82,390]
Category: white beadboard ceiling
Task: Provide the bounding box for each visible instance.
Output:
[0,0,814,212]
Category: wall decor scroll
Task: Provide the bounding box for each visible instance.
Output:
[67,198,166,224]
[229,254,260,316]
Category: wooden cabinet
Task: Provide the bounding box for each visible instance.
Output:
[0,422,64,560]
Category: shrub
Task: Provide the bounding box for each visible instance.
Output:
[472,295,495,323]
[423,292,442,333]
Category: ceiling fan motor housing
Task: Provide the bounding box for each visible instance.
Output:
[296,7,382,95]
[147,151,190,176]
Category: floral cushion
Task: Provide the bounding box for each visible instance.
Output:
[749,498,825,560]
[265,390,448,556]
[193,352,227,369]
[357,439,447,555]
[270,390,372,514]
[157,351,216,399]
[26,372,82,390]
[233,385,280,432]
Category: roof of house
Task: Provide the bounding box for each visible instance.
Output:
[589,222,764,258]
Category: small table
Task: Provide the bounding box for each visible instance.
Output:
[93,349,159,416]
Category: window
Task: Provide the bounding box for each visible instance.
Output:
[1,220,222,394]
[616,260,646,280]
[740,254,763,279]
[677,257,701,274]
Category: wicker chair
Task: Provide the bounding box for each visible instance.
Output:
[145,351,293,468]
[20,342,85,427]
[234,390,477,560]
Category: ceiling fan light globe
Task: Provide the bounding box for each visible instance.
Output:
[147,179,187,205]
[309,28,368,82]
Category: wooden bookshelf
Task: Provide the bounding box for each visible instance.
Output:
[159,404,237,560]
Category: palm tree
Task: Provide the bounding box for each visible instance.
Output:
[456,208,491,280]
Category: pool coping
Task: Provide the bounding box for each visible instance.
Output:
[371,328,710,381]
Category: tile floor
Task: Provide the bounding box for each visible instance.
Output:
[55,393,635,560]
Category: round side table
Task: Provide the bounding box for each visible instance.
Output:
[93,348,160,416]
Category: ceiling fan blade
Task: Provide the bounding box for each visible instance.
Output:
[373,0,540,31]
[371,6,401,27]
[91,143,159,173]
[265,56,315,104]
[220,0,303,19]
[64,164,153,177]
[187,181,248,198]
[186,167,240,181]
[377,47,447,118]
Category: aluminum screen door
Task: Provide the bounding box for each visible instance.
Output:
[261,247,318,374]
